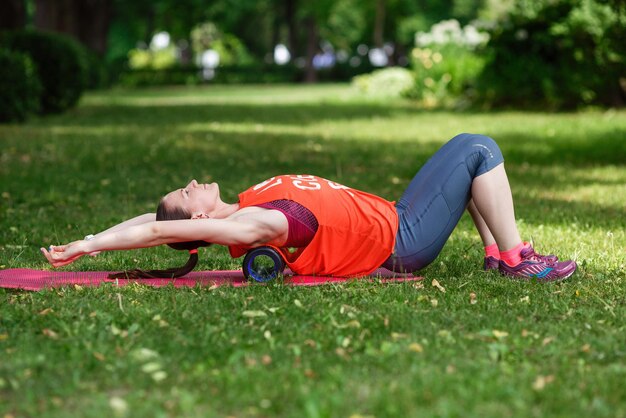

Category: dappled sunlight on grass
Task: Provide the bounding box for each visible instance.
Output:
[83,84,374,106]
[1,84,625,418]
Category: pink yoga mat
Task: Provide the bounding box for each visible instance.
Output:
[0,268,421,291]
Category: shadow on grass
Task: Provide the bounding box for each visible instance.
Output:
[494,131,626,168]
[49,102,413,127]
[5,96,624,217]
[4,124,622,232]
[35,99,625,168]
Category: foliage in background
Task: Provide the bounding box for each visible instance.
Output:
[351,67,414,98]
[128,46,178,70]
[3,0,623,109]
[190,22,253,66]
[0,29,88,114]
[406,20,489,107]
[478,0,626,109]
[0,49,41,122]
[82,49,110,90]
[117,64,300,87]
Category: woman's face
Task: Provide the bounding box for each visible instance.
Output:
[163,179,221,217]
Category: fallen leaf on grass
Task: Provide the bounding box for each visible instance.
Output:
[38,308,53,316]
[335,347,347,357]
[391,332,407,341]
[294,299,303,308]
[430,299,438,307]
[330,317,360,329]
[93,352,105,361]
[42,329,59,339]
[261,355,272,365]
[408,343,423,353]
[242,310,267,318]
[532,375,555,391]
[542,337,555,346]
[151,371,167,382]
[437,330,453,342]
[0,334,8,341]
[580,344,591,353]
[431,279,446,293]
[492,330,509,339]
[469,292,477,305]
[109,396,128,416]
[142,362,162,373]
[131,348,159,361]
[152,315,168,328]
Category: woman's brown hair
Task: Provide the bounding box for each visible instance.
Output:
[108,199,212,279]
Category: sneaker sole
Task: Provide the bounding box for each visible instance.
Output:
[501,263,577,282]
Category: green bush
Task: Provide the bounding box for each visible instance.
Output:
[478,0,626,109]
[1,30,88,114]
[191,23,254,66]
[408,44,486,107]
[83,49,110,89]
[119,66,200,87]
[128,47,178,70]
[352,67,415,98]
[119,64,301,87]
[407,20,489,107]
[0,49,42,123]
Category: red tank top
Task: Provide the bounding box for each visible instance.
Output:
[228,175,398,277]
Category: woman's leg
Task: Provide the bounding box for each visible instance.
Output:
[384,133,576,280]
[467,199,497,247]
[384,133,506,272]
[471,164,522,251]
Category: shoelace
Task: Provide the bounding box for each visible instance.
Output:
[522,246,557,265]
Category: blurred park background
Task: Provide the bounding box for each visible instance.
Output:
[1,0,625,122]
[2,2,626,417]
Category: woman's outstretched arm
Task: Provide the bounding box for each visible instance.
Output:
[92,213,156,238]
[42,211,288,268]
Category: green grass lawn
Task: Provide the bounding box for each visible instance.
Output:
[1,84,625,418]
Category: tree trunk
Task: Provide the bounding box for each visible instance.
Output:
[34,0,112,55]
[77,0,113,55]
[35,0,77,34]
[285,0,298,56]
[0,0,26,30]
[373,0,385,48]
[304,16,318,83]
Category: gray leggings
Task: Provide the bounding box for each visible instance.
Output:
[383,133,504,272]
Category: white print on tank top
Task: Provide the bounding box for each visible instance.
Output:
[253,175,355,197]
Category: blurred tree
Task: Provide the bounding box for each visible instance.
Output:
[0,0,27,30]
[374,0,386,48]
[33,0,112,54]
[479,0,625,108]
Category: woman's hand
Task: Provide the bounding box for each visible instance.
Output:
[41,240,88,267]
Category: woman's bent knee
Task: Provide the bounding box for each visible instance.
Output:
[455,133,504,177]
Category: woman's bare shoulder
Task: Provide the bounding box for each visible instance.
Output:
[227,206,272,220]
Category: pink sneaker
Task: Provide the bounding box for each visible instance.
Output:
[484,256,500,270]
[484,242,559,271]
[498,245,576,282]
